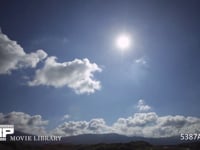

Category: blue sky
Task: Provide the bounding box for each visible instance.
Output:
[1,0,200,137]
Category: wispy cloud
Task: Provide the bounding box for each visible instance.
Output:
[31,36,69,47]
[61,114,70,121]
[135,57,147,65]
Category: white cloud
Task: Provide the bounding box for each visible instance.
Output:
[0,31,47,74]
[113,112,158,136]
[0,30,102,95]
[0,112,48,135]
[51,118,112,136]
[137,99,151,112]
[87,118,111,133]
[52,121,88,136]
[113,112,200,137]
[51,100,200,137]
[51,112,200,138]
[1,109,200,138]
[28,56,102,94]
[62,114,70,120]
[135,57,147,65]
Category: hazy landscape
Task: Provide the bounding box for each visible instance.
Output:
[1,140,200,150]
[1,131,200,150]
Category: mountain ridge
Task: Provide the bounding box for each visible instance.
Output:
[9,131,182,145]
[60,133,181,145]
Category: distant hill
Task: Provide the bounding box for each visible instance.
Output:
[60,133,181,145]
[1,140,200,150]
[1,131,200,150]
[6,130,182,145]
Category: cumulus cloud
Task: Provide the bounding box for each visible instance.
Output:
[28,56,102,94]
[51,112,200,138]
[0,112,48,135]
[112,108,200,137]
[51,118,112,136]
[52,100,200,137]
[1,109,200,138]
[0,30,102,95]
[87,118,111,133]
[137,99,151,112]
[113,112,158,136]
[0,31,47,74]
[51,120,88,136]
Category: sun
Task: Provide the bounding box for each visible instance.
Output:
[116,34,131,50]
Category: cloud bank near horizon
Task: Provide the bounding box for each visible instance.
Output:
[1,100,200,138]
[0,111,48,135]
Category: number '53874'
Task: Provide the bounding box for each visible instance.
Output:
[180,133,200,141]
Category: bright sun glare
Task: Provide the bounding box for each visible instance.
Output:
[116,34,131,50]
